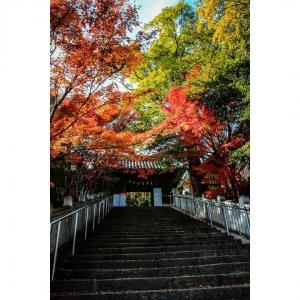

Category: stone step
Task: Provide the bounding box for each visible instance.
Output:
[82,234,233,243]
[64,248,249,261]
[108,208,174,211]
[92,227,220,232]
[61,254,250,269]
[85,235,237,244]
[51,284,249,300]
[81,241,240,250]
[55,262,249,280]
[89,230,218,237]
[74,243,247,254]
[100,219,202,223]
[51,272,249,293]
[89,228,224,239]
[103,215,200,218]
[78,241,241,249]
[99,220,207,225]
[101,220,203,224]
[101,212,195,222]
[82,239,239,249]
[91,229,215,235]
[98,218,209,222]
[98,217,208,223]
[94,226,212,231]
[51,284,250,300]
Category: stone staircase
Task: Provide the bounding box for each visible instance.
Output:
[51,207,250,299]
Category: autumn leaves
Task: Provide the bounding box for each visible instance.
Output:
[50,0,250,200]
[50,0,142,167]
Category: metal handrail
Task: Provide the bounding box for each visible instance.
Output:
[171,194,250,239]
[50,195,113,281]
[51,197,107,224]
[171,194,250,209]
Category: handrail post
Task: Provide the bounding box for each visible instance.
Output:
[92,203,96,230]
[204,201,209,222]
[193,198,196,216]
[185,197,188,213]
[232,207,238,232]
[51,220,61,281]
[194,198,198,219]
[84,207,89,240]
[221,204,229,235]
[98,201,101,224]
[242,210,248,236]
[72,212,79,255]
[103,200,105,217]
[227,206,233,232]
[210,203,214,226]
[234,207,243,234]
[245,210,250,236]
[238,209,245,235]
[207,201,213,227]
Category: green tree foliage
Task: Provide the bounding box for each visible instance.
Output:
[129,1,198,131]
[194,0,250,161]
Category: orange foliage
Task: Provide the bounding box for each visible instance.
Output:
[50,0,143,168]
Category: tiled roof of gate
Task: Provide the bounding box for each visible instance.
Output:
[119,160,163,169]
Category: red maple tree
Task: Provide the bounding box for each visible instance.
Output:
[148,86,248,200]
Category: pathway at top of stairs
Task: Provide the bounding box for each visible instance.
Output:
[51,207,250,300]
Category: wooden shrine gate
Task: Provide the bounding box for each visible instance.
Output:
[109,160,182,207]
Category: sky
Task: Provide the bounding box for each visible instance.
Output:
[131,0,197,26]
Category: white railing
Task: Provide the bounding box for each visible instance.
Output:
[172,194,250,239]
[50,195,114,281]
